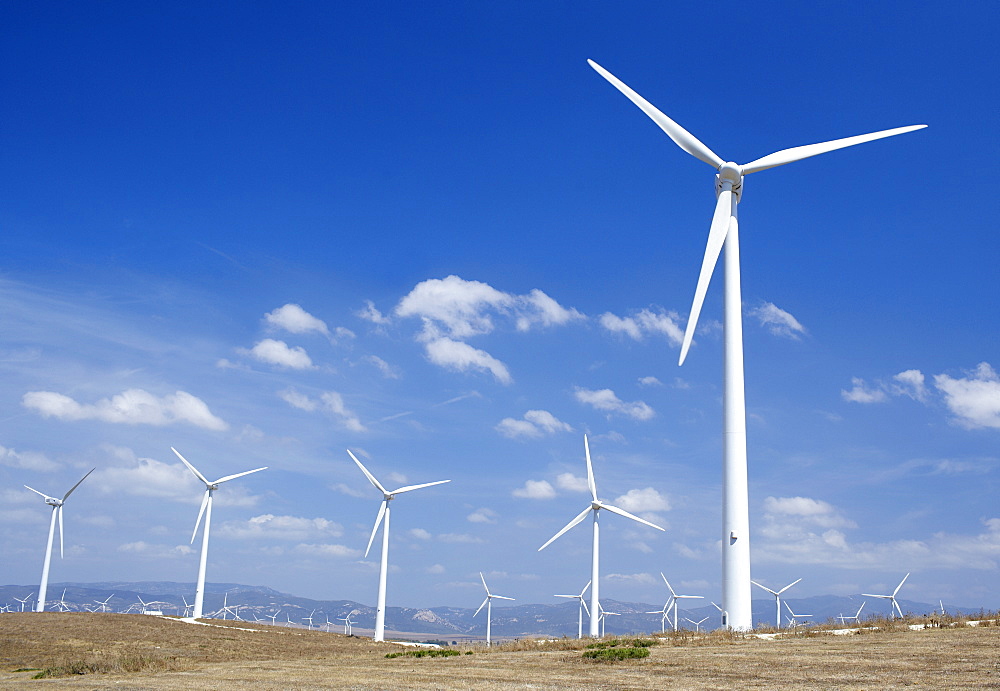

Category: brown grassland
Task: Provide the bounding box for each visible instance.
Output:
[1,612,998,689]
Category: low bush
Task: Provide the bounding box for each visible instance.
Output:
[385,648,461,659]
[582,646,650,662]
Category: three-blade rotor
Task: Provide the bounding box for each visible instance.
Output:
[587,59,927,366]
[474,572,515,616]
[347,449,450,558]
[24,467,95,558]
[538,435,664,552]
[172,447,267,543]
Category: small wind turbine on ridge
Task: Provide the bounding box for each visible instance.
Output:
[538,435,664,637]
[474,572,514,646]
[750,577,801,629]
[554,580,591,639]
[172,447,266,620]
[587,58,926,630]
[862,573,910,619]
[348,449,450,642]
[25,468,95,612]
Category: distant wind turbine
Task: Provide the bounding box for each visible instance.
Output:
[588,58,925,630]
[25,468,95,612]
[783,601,812,628]
[474,572,514,647]
[837,601,865,626]
[340,610,356,636]
[649,573,703,632]
[94,594,114,613]
[13,594,33,612]
[751,578,801,629]
[684,615,709,633]
[56,589,71,612]
[348,449,450,642]
[597,602,620,638]
[268,610,281,626]
[554,581,591,639]
[538,435,664,637]
[172,447,266,620]
[710,601,726,628]
[862,573,910,619]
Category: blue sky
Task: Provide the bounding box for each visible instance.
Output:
[2,1,998,613]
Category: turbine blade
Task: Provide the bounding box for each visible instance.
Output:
[215,467,267,484]
[24,485,53,501]
[661,573,677,597]
[172,448,210,486]
[893,573,910,596]
[584,435,598,502]
[347,450,387,494]
[598,501,665,531]
[861,593,889,599]
[364,500,387,558]
[474,597,488,617]
[750,580,779,596]
[588,59,724,169]
[537,505,593,551]
[62,468,95,501]
[740,125,927,175]
[581,599,590,616]
[191,490,210,544]
[480,572,490,596]
[57,505,64,558]
[389,479,450,495]
[679,189,732,366]
[778,578,802,595]
[494,596,515,601]
[581,581,592,598]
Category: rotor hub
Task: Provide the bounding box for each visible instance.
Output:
[715,162,743,202]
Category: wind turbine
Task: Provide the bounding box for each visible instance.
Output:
[182,596,194,618]
[837,601,865,626]
[56,589,71,612]
[588,59,925,630]
[340,610,356,635]
[304,609,316,630]
[783,601,812,628]
[751,578,802,629]
[655,573,704,632]
[474,572,514,647]
[711,601,726,628]
[538,435,664,637]
[348,449,450,642]
[13,594,33,612]
[94,594,114,613]
[554,580,591,639]
[268,610,281,626]
[685,615,709,633]
[171,447,266,620]
[597,602,620,638]
[862,573,910,620]
[25,468,95,612]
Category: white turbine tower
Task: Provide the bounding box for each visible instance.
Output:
[862,573,910,619]
[554,580,591,639]
[340,610,355,635]
[348,449,450,642]
[838,601,865,626]
[751,578,802,629]
[268,610,281,626]
[172,447,266,620]
[538,435,664,637]
[588,59,925,630]
[474,572,514,647]
[25,468,95,612]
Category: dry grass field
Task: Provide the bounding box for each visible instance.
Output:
[1,612,998,689]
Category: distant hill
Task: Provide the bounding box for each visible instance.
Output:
[0,582,983,639]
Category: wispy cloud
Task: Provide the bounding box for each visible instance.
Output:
[749,301,807,339]
[512,479,556,499]
[574,387,654,421]
[278,388,365,432]
[0,443,59,472]
[242,338,314,369]
[264,303,330,337]
[496,410,573,439]
[599,307,683,346]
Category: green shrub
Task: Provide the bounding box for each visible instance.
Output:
[385,648,460,659]
[582,646,650,662]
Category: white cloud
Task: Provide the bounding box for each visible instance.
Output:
[278,388,318,412]
[437,533,485,544]
[97,452,262,507]
[761,496,856,529]
[638,376,662,387]
[893,369,928,402]
[320,391,366,432]
[117,541,194,559]
[425,337,511,384]
[218,514,344,541]
[934,362,1000,429]
[840,377,889,404]
[605,572,657,585]
[512,479,556,499]
[555,473,589,493]
[599,308,684,347]
[749,302,806,339]
[614,487,671,513]
[264,304,329,336]
[331,482,367,498]
[245,338,313,369]
[365,355,400,379]
[574,387,655,421]
[467,507,498,524]
[409,528,432,540]
[22,389,228,431]
[426,564,446,574]
[496,409,573,438]
[0,443,59,472]
[357,300,391,325]
[394,276,581,384]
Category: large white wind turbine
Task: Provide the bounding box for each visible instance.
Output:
[538,435,664,637]
[751,577,801,629]
[348,449,450,642]
[651,573,703,632]
[554,580,591,639]
[25,468,95,612]
[862,573,910,619]
[171,447,266,620]
[588,59,926,630]
[474,572,515,646]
